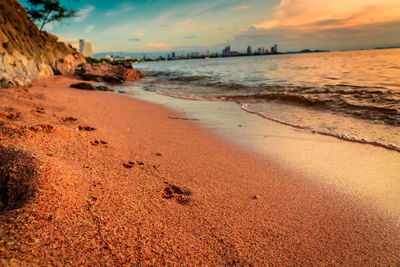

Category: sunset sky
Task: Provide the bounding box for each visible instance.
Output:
[19,0,400,54]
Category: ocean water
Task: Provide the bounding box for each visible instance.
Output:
[131,49,400,152]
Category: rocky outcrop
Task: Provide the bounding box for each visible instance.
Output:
[70,82,113,91]
[75,63,143,84]
[55,53,86,76]
[0,0,85,87]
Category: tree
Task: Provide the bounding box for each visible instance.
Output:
[26,0,76,31]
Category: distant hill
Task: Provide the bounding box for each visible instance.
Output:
[284,49,330,54]
[374,46,400,50]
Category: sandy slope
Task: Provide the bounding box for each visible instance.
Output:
[0,76,399,265]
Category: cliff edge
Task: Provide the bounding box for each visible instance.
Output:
[0,0,85,87]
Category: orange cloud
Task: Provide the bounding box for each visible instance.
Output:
[254,0,400,31]
[146,43,169,48]
[234,5,250,11]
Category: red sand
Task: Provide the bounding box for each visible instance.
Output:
[1,76,399,265]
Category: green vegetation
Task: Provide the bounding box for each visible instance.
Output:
[25,0,77,31]
[67,43,77,52]
[85,57,110,64]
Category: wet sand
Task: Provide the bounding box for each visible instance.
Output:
[129,88,400,221]
[1,76,400,265]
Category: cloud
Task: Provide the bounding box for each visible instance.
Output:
[146,43,169,48]
[75,5,95,22]
[228,19,400,52]
[85,25,95,33]
[184,36,198,39]
[233,5,250,11]
[131,30,144,37]
[129,38,142,41]
[254,0,400,31]
[220,0,400,51]
[105,2,135,17]
[178,19,192,26]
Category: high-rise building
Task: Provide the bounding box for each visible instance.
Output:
[79,39,93,57]
[271,44,278,54]
[222,45,231,56]
[247,46,252,54]
[172,52,176,58]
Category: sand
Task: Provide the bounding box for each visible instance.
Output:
[1,76,400,265]
[132,91,400,221]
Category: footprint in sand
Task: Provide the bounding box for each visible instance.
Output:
[62,116,77,123]
[78,125,96,131]
[90,139,108,146]
[35,107,45,114]
[162,182,192,205]
[0,111,21,120]
[122,161,145,169]
[0,125,27,137]
[1,124,54,137]
[29,124,54,133]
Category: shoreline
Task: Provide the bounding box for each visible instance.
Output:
[122,81,400,221]
[1,76,400,265]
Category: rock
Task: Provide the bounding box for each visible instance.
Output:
[0,0,86,87]
[75,63,143,84]
[70,82,113,92]
[0,78,11,88]
[70,82,95,90]
[55,53,86,76]
[95,85,113,92]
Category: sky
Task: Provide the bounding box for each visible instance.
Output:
[19,0,400,55]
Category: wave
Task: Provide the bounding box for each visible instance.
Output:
[155,75,400,125]
[134,75,400,153]
[239,103,400,153]
[155,89,220,101]
[168,75,210,82]
[223,93,327,106]
[154,88,400,153]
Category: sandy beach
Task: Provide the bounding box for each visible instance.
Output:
[1,76,400,265]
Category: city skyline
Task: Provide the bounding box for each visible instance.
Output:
[18,0,400,53]
[97,43,280,61]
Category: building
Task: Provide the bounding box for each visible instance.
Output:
[222,45,231,56]
[247,46,252,54]
[103,54,113,61]
[79,39,93,57]
[271,44,278,54]
[172,52,176,58]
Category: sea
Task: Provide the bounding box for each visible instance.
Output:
[130,48,400,152]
